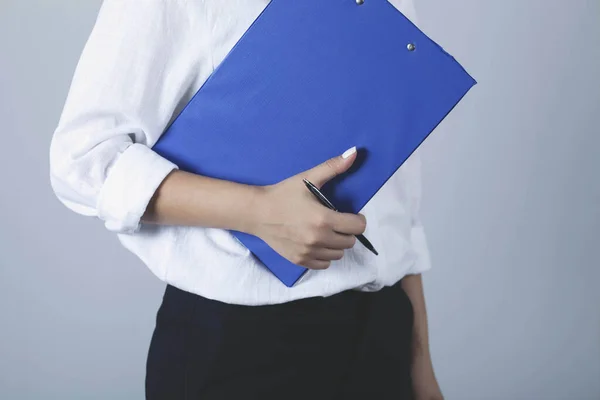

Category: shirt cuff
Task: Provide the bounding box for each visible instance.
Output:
[96,143,178,233]
[407,224,433,275]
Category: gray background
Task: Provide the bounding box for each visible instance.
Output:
[1,0,598,399]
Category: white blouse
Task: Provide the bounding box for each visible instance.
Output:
[49,0,431,306]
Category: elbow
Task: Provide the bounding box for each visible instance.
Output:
[48,121,176,235]
[48,134,99,217]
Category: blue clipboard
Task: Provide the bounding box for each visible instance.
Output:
[152,0,477,287]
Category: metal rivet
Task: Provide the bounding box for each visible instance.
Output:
[356,0,364,5]
[407,43,416,51]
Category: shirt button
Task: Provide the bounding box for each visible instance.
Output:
[356,0,365,5]
[407,43,416,51]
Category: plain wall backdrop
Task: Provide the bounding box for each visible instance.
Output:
[1,0,598,399]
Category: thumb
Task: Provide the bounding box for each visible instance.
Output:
[304,146,357,188]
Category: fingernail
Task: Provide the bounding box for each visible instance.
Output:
[342,146,357,159]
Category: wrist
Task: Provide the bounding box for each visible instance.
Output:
[238,184,270,236]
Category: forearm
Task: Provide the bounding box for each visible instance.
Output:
[403,274,444,400]
[401,274,432,360]
[142,169,264,234]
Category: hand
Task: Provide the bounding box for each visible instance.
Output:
[250,147,366,270]
[411,355,444,400]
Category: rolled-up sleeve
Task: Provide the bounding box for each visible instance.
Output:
[405,148,433,275]
[49,0,212,234]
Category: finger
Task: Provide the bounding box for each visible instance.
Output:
[310,247,345,262]
[303,146,357,188]
[317,231,357,250]
[303,259,331,270]
[329,212,367,236]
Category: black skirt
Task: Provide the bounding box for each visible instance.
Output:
[146,279,414,400]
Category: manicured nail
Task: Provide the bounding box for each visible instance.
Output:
[342,146,357,159]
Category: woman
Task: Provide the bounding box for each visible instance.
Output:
[49,0,443,399]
